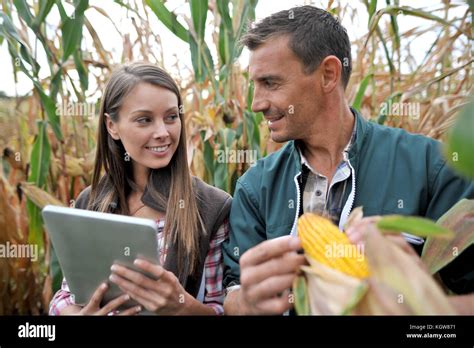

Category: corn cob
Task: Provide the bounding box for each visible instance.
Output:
[298,213,370,278]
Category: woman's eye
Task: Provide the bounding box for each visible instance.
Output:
[165,114,178,122]
[136,117,151,124]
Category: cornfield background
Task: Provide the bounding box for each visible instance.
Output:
[0,0,472,314]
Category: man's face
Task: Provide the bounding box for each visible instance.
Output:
[249,35,321,143]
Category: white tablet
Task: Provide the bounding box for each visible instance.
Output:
[42,205,159,313]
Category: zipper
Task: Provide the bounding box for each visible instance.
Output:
[338,154,356,230]
[290,171,302,236]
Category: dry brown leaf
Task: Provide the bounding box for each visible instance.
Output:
[365,225,455,314]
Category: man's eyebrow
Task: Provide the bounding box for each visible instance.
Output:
[254,75,283,83]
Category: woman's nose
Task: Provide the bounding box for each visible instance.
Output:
[152,120,169,139]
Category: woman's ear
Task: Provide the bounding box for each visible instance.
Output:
[105,113,120,140]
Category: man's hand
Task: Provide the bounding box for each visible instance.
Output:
[346,217,428,272]
[226,235,306,315]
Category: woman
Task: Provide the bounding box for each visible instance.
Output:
[49,62,231,315]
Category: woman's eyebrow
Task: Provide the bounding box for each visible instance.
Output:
[164,106,179,113]
[130,106,178,115]
[131,109,153,115]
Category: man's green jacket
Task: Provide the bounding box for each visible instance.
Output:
[223,109,474,294]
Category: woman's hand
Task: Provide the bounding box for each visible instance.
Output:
[109,259,202,315]
[73,282,141,315]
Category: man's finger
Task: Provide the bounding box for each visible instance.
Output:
[253,290,293,315]
[241,252,305,286]
[245,273,297,303]
[386,234,416,255]
[240,236,301,267]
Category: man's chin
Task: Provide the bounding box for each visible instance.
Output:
[270,132,290,143]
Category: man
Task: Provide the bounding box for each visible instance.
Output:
[222,6,474,315]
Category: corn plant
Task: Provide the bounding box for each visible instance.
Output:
[0,0,471,314]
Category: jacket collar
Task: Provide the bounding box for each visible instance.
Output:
[289,107,368,171]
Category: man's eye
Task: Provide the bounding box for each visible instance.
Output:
[265,80,276,88]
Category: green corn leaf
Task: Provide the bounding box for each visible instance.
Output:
[73,49,88,92]
[33,0,56,29]
[445,97,474,179]
[368,0,377,22]
[244,110,260,154]
[0,13,63,141]
[28,121,51,191]
[190,0,207,42]
[34,83,63,141]
[145,0,189,42]
[189,35,215,84]
[217,0,233,65]
[27,120,52,254]
[377,215,453,238]
[202,135,215,186]
[232,0,257,59]
[293,275,310,315]
[214,160,228,192]
[12,0,33,27]
[367,6,458,47]
[352,73,373,111]
[340,281,369,315]
[61,0,88,61]
[0,11,40,74]
[13,0,57,72]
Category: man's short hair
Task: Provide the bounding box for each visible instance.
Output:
[241,5,352,89]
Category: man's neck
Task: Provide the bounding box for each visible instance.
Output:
[301,104,354,180]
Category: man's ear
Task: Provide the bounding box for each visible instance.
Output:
[319,55,342,94]
[105,113,120,140]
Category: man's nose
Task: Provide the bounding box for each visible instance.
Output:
[251,86,270,114]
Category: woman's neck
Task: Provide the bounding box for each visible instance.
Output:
[132,162,150,192]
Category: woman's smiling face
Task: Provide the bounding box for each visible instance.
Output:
[106,82,181,171]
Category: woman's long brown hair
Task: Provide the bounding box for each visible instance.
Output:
[88,62,203,275]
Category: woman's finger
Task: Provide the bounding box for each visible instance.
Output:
[82,283,108,314]
[97,293,130,316]
[117,283,164,313]
[117,305,142,316]
[110,264,158,291]
[133,259,166,280]
[110,273,159,304]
